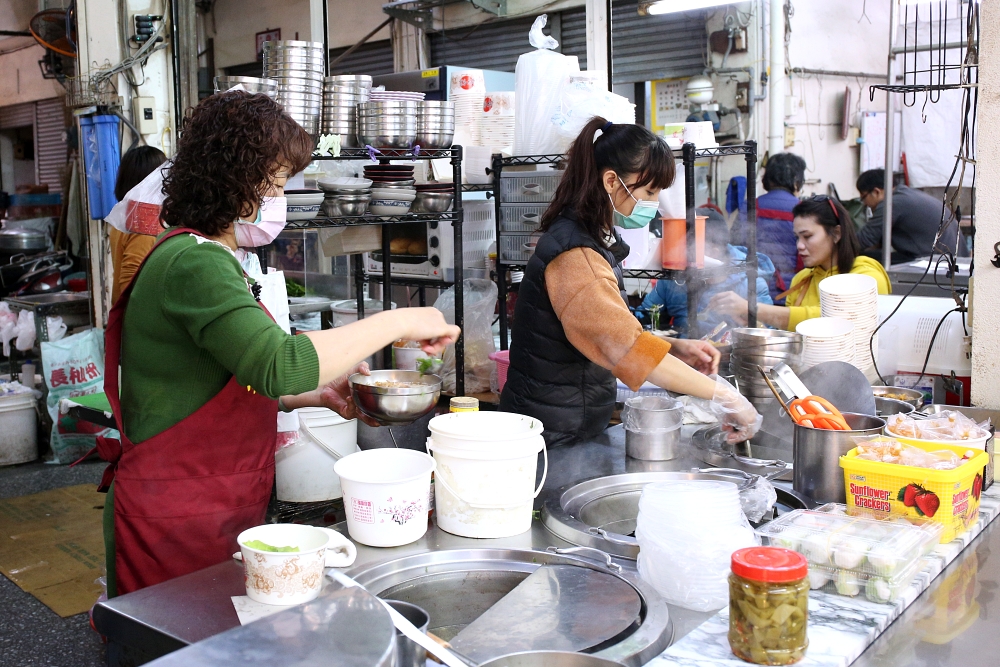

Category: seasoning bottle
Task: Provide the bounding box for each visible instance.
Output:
[450,397,479,413]
[729,547,809,665]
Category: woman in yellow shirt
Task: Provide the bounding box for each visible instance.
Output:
[709,195,890,330]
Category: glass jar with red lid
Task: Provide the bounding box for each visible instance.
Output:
[729,546,809,665]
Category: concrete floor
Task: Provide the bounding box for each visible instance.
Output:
[0,459,107,667]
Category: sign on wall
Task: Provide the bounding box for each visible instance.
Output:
[256,28,281,60]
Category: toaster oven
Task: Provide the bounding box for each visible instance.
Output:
[365,200,495,281]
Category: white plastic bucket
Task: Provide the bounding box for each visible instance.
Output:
[428,411,545,450]
[0,392,37,467]
[275,408,358,502]
[237,524,344,605]
[427,435,547,539]
[330,299,396,328]
[333,449,435,547]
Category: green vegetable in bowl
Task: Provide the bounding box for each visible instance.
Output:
[285,278,306,298]
[243,539,300,553]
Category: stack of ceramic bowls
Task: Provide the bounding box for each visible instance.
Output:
[480,91,515,154]
[449,69,485,146]
[416,101,455,150]
[364,164,416,216]
[263,40,324,135]
[213,76,279,97]
[795,317,856,370]
[322,75,371,146]
[818,274,881,381]
[357,101,417,149]
[729,328,804,410]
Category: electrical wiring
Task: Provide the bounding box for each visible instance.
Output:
[869,0,978,387]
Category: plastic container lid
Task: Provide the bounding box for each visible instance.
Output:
[732,547,808,583]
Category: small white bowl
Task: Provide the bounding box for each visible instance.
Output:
[369,199,412,216]
[285,189,325,207]
[318,177,373,192]
[370,188,417,202]
[287,203,321,221]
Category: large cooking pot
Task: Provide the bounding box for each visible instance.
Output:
[793,412,885,504]
[0,228,48,255]
[478,652,625,667]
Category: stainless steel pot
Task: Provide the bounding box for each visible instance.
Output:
[385,600,428,667]
[874,396,915,417]
[793,412,885,504]
[0,229,49,253]
[622,396,683,461]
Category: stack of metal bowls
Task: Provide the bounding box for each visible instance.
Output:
[322,75,372,147]
[263,40,324,135]
[415,100,455,149]
[729,328,804,410]
[357,101,417,149]
[213,76,279,97]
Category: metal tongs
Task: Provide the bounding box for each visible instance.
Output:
[757,362,810,419]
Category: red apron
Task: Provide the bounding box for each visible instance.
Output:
[97,227,278,595]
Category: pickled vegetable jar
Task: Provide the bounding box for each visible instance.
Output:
[729,547,809,665]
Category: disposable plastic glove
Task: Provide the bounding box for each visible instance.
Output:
[709,375,762,444]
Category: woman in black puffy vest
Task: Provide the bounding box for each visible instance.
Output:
[498,117,762,447]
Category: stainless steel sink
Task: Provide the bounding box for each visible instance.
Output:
[344,547,673,667]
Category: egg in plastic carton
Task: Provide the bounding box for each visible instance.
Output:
[812,502,944,557]
[756,509,939,600]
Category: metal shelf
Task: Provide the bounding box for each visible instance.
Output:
[365,275,454,288]
[624,263,752,282]
[462,183,495,192]
[869,83,977,99]
[311,146,461,161]
[284,211,459,230]
[500,154,565,167]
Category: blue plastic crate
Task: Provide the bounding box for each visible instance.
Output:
[79,115,121,219]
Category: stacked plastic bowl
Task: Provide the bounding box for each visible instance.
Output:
[416,101,455,150]
[358,101,417,149]
[729,328,804,411]
[322,75,372,147]
[263,40,324,135]
[213,76,279,97]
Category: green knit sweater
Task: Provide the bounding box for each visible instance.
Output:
[120,233,319,442]
[105,232,319,597]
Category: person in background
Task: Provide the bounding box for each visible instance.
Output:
[108,146,167,304]
[708,196,890,331]
[635,210,774,337]
[499,117,761,447]
[733,152,806,302]
[855,168,957,265]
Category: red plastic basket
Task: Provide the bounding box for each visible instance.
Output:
[489,350,510,392]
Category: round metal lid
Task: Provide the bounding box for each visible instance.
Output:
[541,471,813,560]
[0,228,48,252]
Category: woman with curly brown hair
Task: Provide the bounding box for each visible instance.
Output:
[99,91,459,596]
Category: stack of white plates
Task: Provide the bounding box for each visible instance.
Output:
[369,90,425,102]
[795,317,856,370]
[480,91,515,154]
[449,69,485,146]
[263,40,324,135]
[818,274,880,380]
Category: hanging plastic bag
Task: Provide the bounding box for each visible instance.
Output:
[14,310,36,352]
[433,279,498,394]
[514,15,580,155]
[0,303,17,357]
[551,71,637,149]
[104,163,171,236]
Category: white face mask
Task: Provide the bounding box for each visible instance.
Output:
[234,196,287,247]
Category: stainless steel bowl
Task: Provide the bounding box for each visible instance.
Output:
[274,80,323,94]
[263,39,324,49]
[265,69,324,81]
[411,191,454,213]
[323,194,371,217]
[358,101,419,112]
[872,385,925,408]
[325,74,372,85]
[360,133,416,149]
[417,100,454,109]
[279,92,323,105]
[414,132,454,149]
[322,186,371,196]
[264,57,325,68]
[350,370,442,425]
[371,180,416,188]
[874,396,916,417]
[213,76,279,95]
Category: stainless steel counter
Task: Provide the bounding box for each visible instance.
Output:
[93,425,1000,666]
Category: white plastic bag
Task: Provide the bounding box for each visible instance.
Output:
[104,163,170,236]
[0,303,17,356]
[551,72,636,149]
[433,279,497,394]
[514,15,580,155]
[46,316,67,342]
[14,310,36,352]
[41,328,117,464]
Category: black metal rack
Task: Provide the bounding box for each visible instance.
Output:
[279,146,467,394]
[492,141,759,349]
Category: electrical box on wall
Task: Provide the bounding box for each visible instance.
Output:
[132,97,157,134]
[735,82,750,113]
[784,126,796,148]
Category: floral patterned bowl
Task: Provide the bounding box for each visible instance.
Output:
[237,524,342,605]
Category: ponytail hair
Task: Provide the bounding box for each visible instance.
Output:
[541,116,675,242]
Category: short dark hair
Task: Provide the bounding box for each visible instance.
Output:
[541,117,675,243]
[762,153,806,193]
[856,169,884,195]
[162,91,314,236]
[114,145,166,201]
[792,196,861,274]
